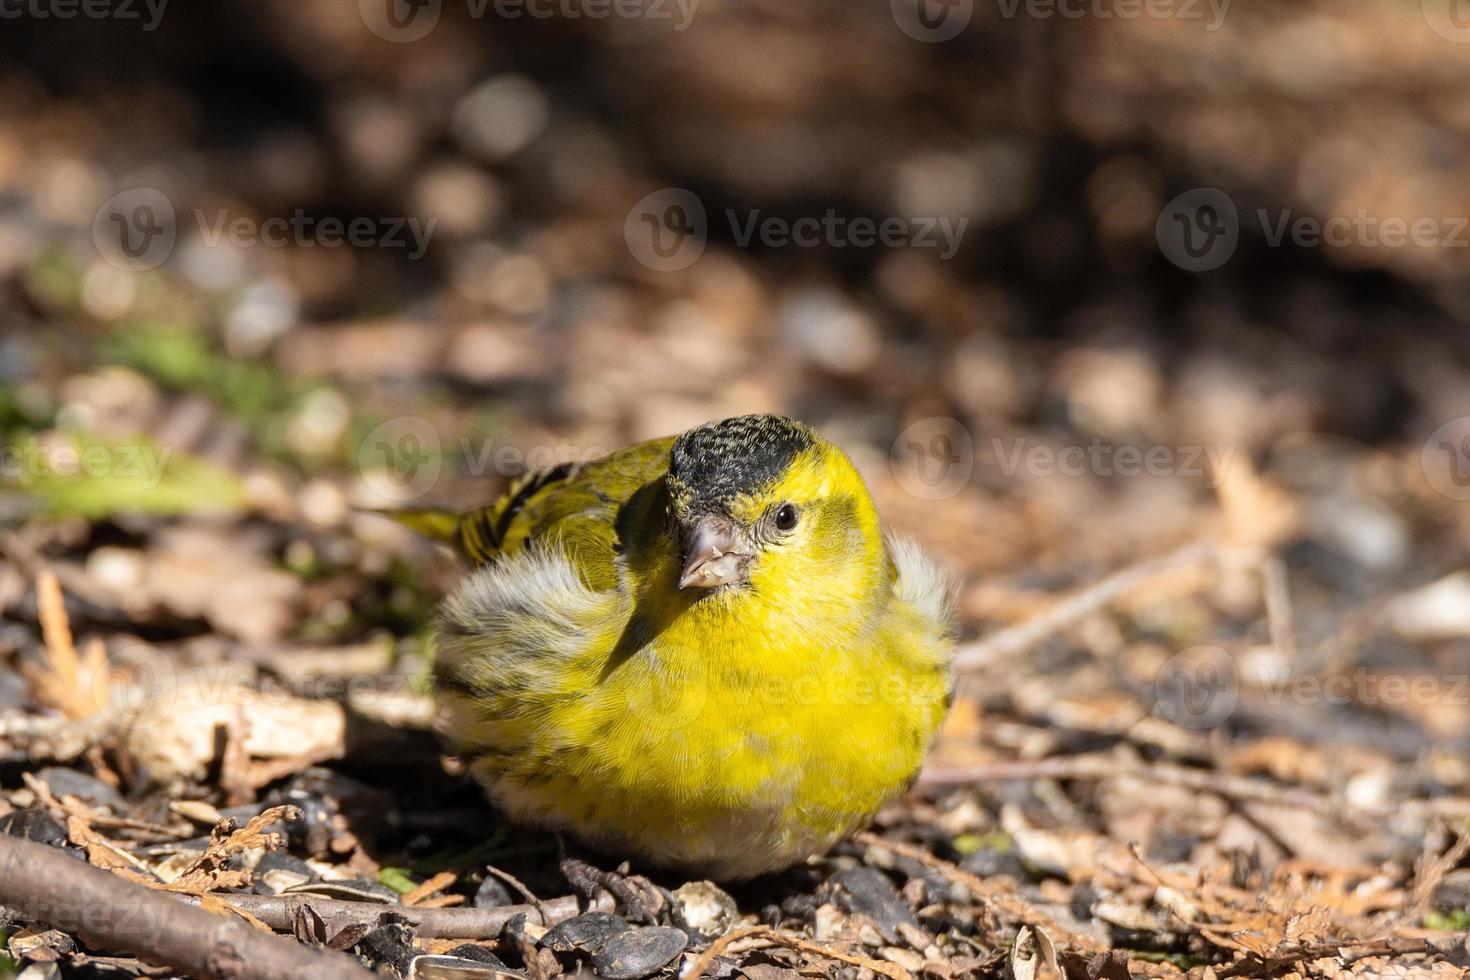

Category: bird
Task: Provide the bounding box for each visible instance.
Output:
[400,414,955,880]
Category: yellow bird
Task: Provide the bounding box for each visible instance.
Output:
[409,415,954,879]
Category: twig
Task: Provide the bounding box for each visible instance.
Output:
[1260,554,1297,662]
[204,893,583,938]
[916,754,1379,823]
[688,925,764,977]
[0,835,374,980]
[951,541,1216,671]
[402,870,458,907]
[689,925,912,980]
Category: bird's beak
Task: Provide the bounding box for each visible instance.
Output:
[678,514,747,590]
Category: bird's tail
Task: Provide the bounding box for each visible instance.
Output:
[382,507,462,546]
[372,503,510,566]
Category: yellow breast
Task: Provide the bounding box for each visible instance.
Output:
[440,548,951,879]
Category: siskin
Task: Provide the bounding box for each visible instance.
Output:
[402,414,955,880]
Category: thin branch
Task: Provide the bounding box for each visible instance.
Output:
[206,892,583,939]
[951,541,1217,672]
[916,754,1386,823]
[0,835,374,980]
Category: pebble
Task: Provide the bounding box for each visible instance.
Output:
[825,867,916,943]
[1432,869,1470,912]
[452,75,549,163]
[473,875,516,908]
[36,767,123,812]
[589,926,688,979]
[671,880,738,940]
[540,911,629,954]
[1388,571,1470,641]
[777,288,880,376]
[250,852,317,895]
[0,808,67,846]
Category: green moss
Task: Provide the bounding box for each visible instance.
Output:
[1424,909,1470,931]
[9,431,243,519]
[378,867,419,895]
[99,322,292,423]
[951,830,1012,855]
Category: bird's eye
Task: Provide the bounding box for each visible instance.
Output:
[774,503,799,531]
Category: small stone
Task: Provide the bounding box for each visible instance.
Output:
[880,946,926,972]
[825,867,916,943]
[473,875,516,908]
[671,880,737,940]
[36,768,123,812]
[1432,869,1470,912]
[0,808,67,846]
[251,852,317,895]
[1389,571,1470,641]
[452,75,549,162]
[589,926,688,979]
[540,911,629,954]
[299,478,349,528]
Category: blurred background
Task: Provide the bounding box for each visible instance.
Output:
[4,1,1470,972]
[4,1,1470,629]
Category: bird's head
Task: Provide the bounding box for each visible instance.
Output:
[665,415,886,605]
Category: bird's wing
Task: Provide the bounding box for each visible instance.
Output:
[448,436,676,587]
